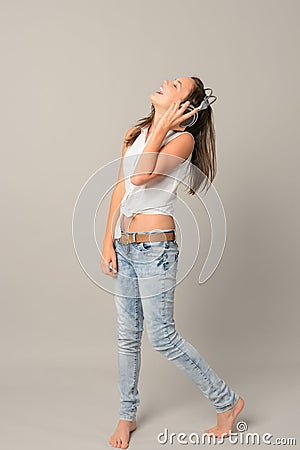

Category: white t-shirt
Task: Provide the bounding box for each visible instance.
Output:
[114,126,193,239]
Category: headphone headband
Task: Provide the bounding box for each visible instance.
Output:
[198,88,217,111]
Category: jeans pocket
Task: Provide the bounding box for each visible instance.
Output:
[131,241,153,252]
[131,240,165,254]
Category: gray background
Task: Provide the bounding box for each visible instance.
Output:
[1,0,299,448]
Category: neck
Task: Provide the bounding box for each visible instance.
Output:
[148,106,168,134]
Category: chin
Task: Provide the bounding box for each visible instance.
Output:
[150,92,158,101]
[150,92,164,105]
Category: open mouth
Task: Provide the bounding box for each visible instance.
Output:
[156,86,164,95]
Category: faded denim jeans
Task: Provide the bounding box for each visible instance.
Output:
[113,229,239,422]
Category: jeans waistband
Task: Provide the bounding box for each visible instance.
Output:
[120,228,175,235]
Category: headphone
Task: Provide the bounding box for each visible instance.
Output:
[179,88,217,128]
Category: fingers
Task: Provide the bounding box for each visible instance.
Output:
[176,99,186,108]
[164,100,197,130]
[175,100,197,129]
[178,100,191,112]
[174,99,192,112]
[181,104,198,119]
[100,256,118,277]
[169,100,181,111]
[111,255,118,274]
[170,100,189,112]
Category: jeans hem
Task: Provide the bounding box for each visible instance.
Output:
[119,416,136,422]
[215,394,240,414]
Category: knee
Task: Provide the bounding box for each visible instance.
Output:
[117,329,143,352]
[147,326,179,353]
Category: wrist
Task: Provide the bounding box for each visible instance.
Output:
[153,121,170,136]
[103,235,114,247]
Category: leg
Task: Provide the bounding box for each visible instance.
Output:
[133,240,241,416]
[113,240,144,422]
[109,240,141,448]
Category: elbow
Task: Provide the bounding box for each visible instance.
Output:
[130,174,147,186]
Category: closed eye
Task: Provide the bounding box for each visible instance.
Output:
[173,79,182,90]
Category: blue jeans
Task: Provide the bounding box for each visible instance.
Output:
[113,229,239,421]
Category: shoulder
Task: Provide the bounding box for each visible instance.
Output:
[121,126,139,157]
[125,126,138,140]
[162,130,194,161]
[167,130,194,144]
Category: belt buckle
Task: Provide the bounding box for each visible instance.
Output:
[121,233,130,244]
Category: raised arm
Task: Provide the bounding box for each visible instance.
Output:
[130,101,195,186]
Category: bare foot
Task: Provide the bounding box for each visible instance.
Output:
[109,419,137,448]
[203,396,245,439]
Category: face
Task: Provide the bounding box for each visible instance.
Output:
[150,77,196,109]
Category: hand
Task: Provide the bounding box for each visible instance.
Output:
[100,242,118,277]
[158,100,198,132]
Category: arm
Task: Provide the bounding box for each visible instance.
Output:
[130,100,196,186]
[102,126,136,247]
[130,124,194,186]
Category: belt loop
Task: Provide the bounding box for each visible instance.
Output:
[132,232,136,243]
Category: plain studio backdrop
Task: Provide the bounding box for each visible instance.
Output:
[1,1,299,449]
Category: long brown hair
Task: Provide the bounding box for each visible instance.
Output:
[124,76,217,195]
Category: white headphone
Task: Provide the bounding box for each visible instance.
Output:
[180,88,217,128]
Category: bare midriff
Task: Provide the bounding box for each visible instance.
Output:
[120,213,175,233]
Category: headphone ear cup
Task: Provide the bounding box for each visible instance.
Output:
[179,103,198,128]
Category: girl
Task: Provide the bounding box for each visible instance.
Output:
[101,76,244,449]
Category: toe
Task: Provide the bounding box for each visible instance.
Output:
[203,427,218,437]
[203,429,214,435]
[218,430,230,439]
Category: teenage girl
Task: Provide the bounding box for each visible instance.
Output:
[101,76,244,449]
